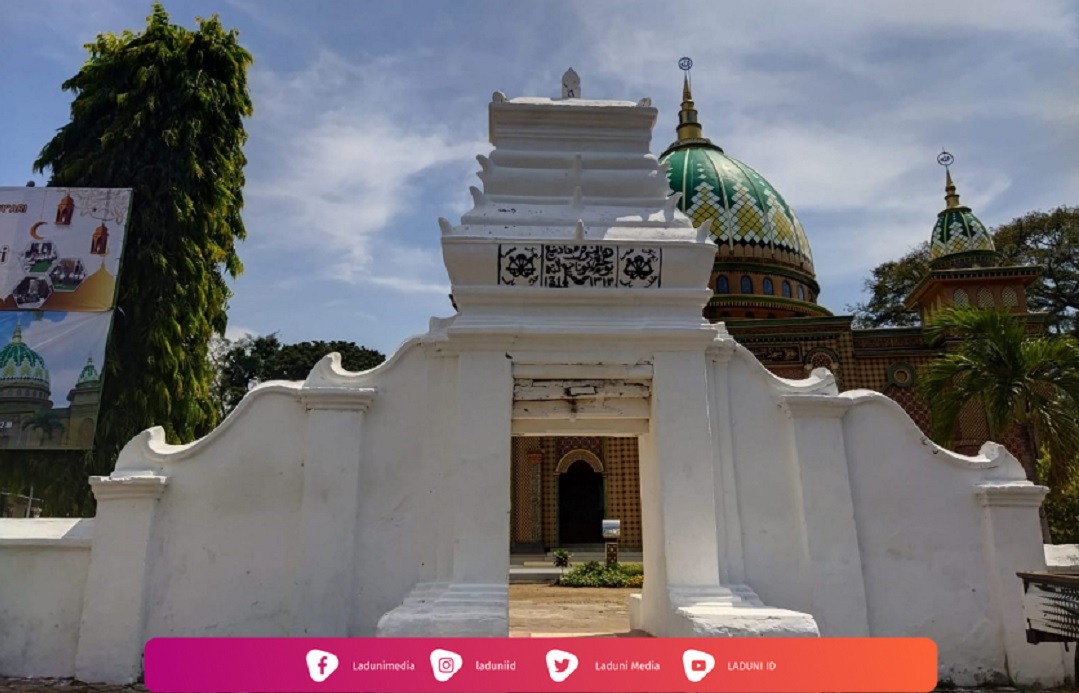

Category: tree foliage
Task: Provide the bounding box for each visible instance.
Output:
[1,4,253,515]
[850,207,1079,332]
[993,206,1079,334]
[849,242,930,328]
[919,306,1079,489]
[215,334,385,415]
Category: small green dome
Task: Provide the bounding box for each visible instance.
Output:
[929,170,998,268]
[0,324,50,385]
[661,142,814,273]
[76,356,100,385]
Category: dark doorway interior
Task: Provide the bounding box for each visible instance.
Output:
[558,460,604,545]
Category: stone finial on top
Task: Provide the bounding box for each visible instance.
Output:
[562,68,580,99]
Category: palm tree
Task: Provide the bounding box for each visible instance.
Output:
[21,409,64,447]
[920,306,1079,539]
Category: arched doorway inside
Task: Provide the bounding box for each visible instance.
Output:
[558,459,604,545]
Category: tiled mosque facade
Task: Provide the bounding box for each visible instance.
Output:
[508,78,1040,552]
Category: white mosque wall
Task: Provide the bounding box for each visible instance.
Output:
[344,339,453,636]
[718,348,825,615]
[137,384,308,639]
[843,394,1010,677]
[714,346,1067,684]
[0,519,92,677]
[0,330,1070,685]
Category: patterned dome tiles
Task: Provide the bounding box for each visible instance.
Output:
[0,325,50,385]
[663,145,815,273]
[930,208,995,261]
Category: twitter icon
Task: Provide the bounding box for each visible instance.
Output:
[545,649,579,683]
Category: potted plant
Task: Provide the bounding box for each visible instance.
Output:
[552,548,572,577]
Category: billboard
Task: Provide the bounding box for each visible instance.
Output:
[0,187,131,450]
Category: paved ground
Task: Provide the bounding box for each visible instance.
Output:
[509,583,641,636]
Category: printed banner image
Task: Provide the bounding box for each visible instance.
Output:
[0,187,131,312]
[0,310,112,450]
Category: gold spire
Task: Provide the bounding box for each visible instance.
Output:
[944,169,961,209]
[11,323,22,343]
[676,74,704,142]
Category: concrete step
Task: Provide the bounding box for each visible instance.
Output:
[510,552,644,565]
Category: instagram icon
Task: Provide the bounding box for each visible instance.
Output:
[429,649,463,682]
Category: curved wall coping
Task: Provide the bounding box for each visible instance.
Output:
[718,337,838,396]
[304,334,431,388]
[115,383,305,468]
[113,331,428,469]
[782,388,1028,476]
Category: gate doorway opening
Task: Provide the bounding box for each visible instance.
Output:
[558,459,604,545]
[508,437,642,555]
[508,435,644,637]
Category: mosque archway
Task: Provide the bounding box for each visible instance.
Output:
[557,458,605,545]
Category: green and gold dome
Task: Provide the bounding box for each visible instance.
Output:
[660,77,828,320]
[76,356,100,386]
[0,324,49,386]
[929,170,999,269]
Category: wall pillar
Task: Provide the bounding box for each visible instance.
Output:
[452,350,512,584]
[977,482,1068,684]
[377,350,511,637]
[650,351,722,586]
[292,387,375,636]
[75,473,167,684]
[781,396,870,637]
[708,346,746,584]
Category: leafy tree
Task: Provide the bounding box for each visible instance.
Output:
[0,4,253,516]
[850,207,1079,332]
[919,306,1079,539]
[216,334,385,415]
[849,242,929,328]
[993,206,1079,335]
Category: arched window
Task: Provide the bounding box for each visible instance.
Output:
[763,277,775,295]
[746,312,756,318]
[797,285,806,300]
[740,276,754,294]
[716,275,730,294]
[782,280,792,298]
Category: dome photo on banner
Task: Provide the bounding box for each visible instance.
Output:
[0,187,131,312]
[0,310,112,450]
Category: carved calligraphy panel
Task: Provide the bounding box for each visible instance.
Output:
[498,245,541,286]
[618,247,661,288]
[497,244,663,289]
[543,245,615,288]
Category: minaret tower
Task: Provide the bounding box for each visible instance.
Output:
[905,151,1040,321]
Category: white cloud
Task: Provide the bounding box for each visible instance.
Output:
[242,49,485,291]
[224,324,257,342]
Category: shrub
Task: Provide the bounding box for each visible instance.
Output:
[1039,454,1079,544]
[558,561,643,588]
[552,548,573,568]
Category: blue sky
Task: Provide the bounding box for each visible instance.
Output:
[3,1,1077,356]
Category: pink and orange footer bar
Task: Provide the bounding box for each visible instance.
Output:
[145,636,937,692]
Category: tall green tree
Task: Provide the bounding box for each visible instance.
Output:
[919,306,1079,493]
[215,334,385,416]
[3,4,253,515]
[850,207,1079,332]
[849,241,930,328]
[993,206,1079,335]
